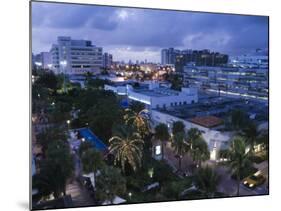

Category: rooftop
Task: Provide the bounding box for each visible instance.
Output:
[133,87,180,97]
[189,116,223,128]
[154,92,268,125]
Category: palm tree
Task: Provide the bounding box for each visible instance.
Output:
[187,128,203,149]
[81,148,105,185]
[154,123,170,160]
[124,108,150,138]
[109,125,144,173]
[95,166,126,204]
[230,109,248,131]
[227,136,251,196]
[171,132,189,171]
[195,166,221,198]
[172,121,185,135]
[190,137,210,168]
[241,121,260,155]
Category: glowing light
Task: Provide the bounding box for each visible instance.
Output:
[155,145,161,155]
[35,62,42,66]
[60,60,67,66]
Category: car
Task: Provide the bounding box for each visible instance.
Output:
[243,171,266,189]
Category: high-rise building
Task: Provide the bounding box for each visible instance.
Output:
[161,48,181,65]
[102,53,113,69]
[175,49,229,72]
[50,36,103,75]
[33,52,52,69]
[183,65,268,100]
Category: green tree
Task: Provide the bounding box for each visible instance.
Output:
[78,141,93,157]
[190,137,210,168]
[171,132,189,171]
[241,121,261,155]
[168,74,183,91]
[227,137,251,196]
[81,148,105,185]
[230,109,248,131]
[36,127,67,152]
[195,166,221,198]
[129,101,145,113]
[87,95,123,142]
[109,125,144,173]
[34,140,74,199]
[172,121,185,135]
[95,166,126,204]
[35,71,59,92]
[154,123,170,160]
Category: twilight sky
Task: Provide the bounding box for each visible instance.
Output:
[32,2,268,63]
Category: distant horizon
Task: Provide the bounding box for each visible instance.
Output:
[32,2,269,63]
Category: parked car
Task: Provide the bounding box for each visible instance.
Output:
[243,171,266,189]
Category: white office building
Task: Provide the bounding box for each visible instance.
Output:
[104,81,198,109]
[50,36,103,75]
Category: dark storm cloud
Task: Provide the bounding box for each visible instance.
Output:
[32,1,268,60]
[32,2,119,30]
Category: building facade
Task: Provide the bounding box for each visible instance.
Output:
[50,36,103,75]
[102,53,113,69]
[33,52,52,69]
[161,48,181,65]
[183,65,268,101]
[175,49,229,72]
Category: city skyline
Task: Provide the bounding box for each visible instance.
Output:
[32,2,268,63]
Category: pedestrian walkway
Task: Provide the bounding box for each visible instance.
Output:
[66,180,95,207]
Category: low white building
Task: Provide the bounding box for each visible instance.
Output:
[151,109,234,161]
[127,82,198,109]
[104,81,198,109]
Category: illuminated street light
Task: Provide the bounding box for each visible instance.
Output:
[128,192,132,199]
[66,119,71,125]
[81,138,85,142]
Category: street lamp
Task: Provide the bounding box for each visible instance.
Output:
[128,192,132,199]
[66,119,71,129]
[60,60,67,93]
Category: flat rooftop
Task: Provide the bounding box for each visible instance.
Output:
[189,116,223,128]
[133,87,180,97]
[154,92,268,125]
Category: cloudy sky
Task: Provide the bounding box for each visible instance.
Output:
[32,2,268,63]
